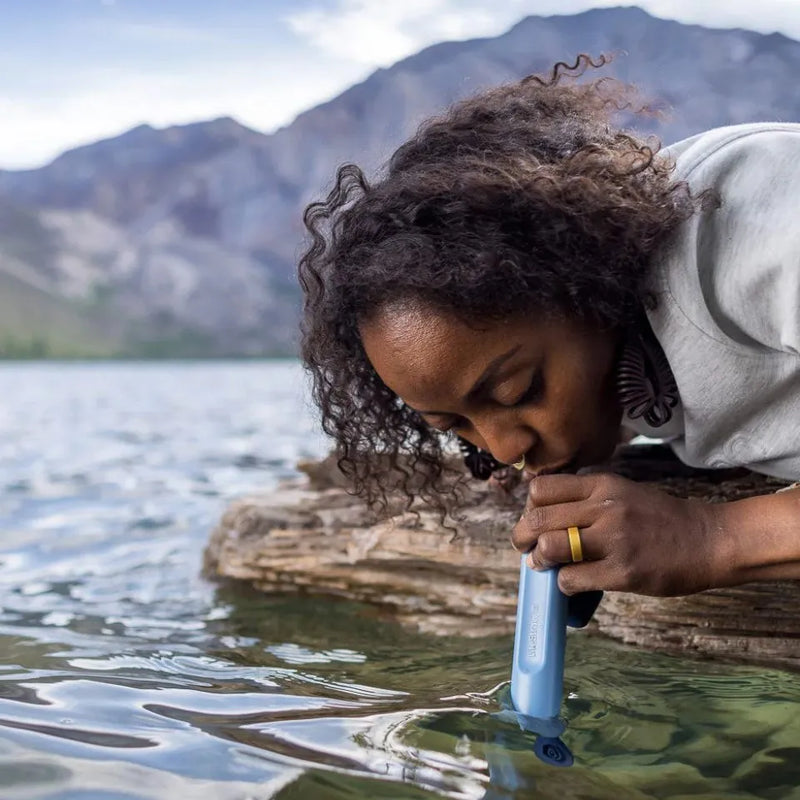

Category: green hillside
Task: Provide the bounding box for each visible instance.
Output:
[0,268,124,358]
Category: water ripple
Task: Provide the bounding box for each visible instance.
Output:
[1,363,800,799]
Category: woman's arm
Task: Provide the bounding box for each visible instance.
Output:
[511,473,800,596]
[713,486,800,584]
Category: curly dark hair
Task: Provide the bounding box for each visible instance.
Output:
[298,54,702,517]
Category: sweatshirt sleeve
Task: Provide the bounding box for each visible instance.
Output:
[678,127,800,355]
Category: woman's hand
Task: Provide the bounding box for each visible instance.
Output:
[511,472,728,597]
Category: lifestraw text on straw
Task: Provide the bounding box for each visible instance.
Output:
[527,603,540,659]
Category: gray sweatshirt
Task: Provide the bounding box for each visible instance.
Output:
[624,122,800,479]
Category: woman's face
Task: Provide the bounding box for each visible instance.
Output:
[359,302,624,476]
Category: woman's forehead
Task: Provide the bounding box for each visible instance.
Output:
[359,304,524,405]
[362,307,463,381]
[364,304,456,355]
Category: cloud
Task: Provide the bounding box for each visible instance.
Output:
[285,0,532,66]
[286,0,800,67]
[79,19,219,45]
[636,0,800,39]
[4,0,800,168]
[0,58,366,169]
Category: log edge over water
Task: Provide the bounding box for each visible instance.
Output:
[204,444,800,670]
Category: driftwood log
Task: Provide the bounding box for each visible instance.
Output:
[204,444,800,670]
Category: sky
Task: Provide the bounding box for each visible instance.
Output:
[2,0,800,169]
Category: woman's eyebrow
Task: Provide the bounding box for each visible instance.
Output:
[411,345,522,415]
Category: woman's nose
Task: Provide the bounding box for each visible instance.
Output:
[471,416,536,467]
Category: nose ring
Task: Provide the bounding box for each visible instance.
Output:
[512,454,526,471]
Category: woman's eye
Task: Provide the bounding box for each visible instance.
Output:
[511,372,544,407]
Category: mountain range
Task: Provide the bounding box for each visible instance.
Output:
[2,5,800,357]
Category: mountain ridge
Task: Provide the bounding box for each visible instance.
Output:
[1,6,799,356]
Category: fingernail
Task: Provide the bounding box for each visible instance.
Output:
[526,553,535,569]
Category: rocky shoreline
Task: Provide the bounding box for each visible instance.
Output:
[204,443,800,670]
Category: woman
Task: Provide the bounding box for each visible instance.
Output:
[298,55,800,600]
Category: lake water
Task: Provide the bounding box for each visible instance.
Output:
[1,361,799,800]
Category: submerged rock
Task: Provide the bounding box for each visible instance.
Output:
[204,443,800,670]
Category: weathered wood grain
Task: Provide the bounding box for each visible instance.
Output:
[204,444,800,668]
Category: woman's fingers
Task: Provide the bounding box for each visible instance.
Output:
[512,500,595,553]
[525,525,601,570]
[556,561,608,596]
[525,474,595,507]
[512,472,617,553]
[511,474,722,597]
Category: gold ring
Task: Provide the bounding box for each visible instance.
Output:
[567,526,584,563]
[512,455,526,471]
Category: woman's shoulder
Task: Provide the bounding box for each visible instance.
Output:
[651,121,800,357]
[662,121,800,182]
[647,124,800,478]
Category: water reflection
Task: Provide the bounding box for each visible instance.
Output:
[0,587,799,798]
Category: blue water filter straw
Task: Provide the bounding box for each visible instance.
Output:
[483,563,603,793]
[510,560,567,722]
[508,558,602,767]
